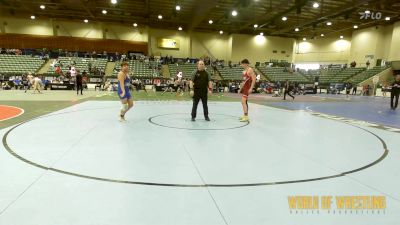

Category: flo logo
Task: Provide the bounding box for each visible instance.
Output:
[359,11,382,20]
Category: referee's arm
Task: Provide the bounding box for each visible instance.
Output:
[189,70,196,89]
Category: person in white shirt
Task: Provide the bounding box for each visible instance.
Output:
[32,76,42,94]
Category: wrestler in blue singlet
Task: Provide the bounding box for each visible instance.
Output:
[117,72,131,99]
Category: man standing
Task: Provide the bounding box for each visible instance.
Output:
[76,70,83,95]
[391,74,400,110]
[190,60,212,121]
[352,84,357,95]
[283,80,295,100]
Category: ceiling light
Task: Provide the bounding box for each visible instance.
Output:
[365,10,371,14]
[254,24,258,28]
[340,35,344,39]
[178,27,182,31]
[303,37,306,41]
[30,15,35,19]
[259,32,264,36]
[84,19,89,23]
[40,5,45,9]
[231,10,238,16]
[353,25,358,29]
[111,0,117,4]
[313,2,319,8]
[102,10,107,14]
[209,20,213,24]
[176,5,181,11]
[326,21,332,25]
[219,30,223,34]
[320,34,324,37]
[133,23,137,27]
[158,15,162,19]
[282,16,287,21]
[295,27,299,32]
[385,17,391,21]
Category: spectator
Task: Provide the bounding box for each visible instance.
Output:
[14,77,21,90]
[76,71,83,95]
[352,85,357,95]
[345,83,352,97]
[382,83,388,97]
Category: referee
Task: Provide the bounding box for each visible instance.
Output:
[76,71,83,95]
[391,74,400,110]
[190,60,212,121]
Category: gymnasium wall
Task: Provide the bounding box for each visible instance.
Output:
[231,34,294,64]
[0,16,147,42]
[0,16,148,53]
[349,26,387,66]
[0,34,148,53]
[293,37,351,64]
[54,21,103,39]
[143,29,232,61]
[293,22,400,66]
[191,32,231,61]
[375,25,393,62]
[0,17,53,36]
[147,28,190,58]
[388,21,400,61]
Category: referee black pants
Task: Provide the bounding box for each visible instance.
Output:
[77,83,83,95]
[284,90,294,100]
[191,92,208,119]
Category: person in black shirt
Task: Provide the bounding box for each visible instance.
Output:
[283,80,295,100]
[390,74,400,110]
[346,83,352,97]
[190,60,212,121]
[76,71,83,95]
[352,84,357,95]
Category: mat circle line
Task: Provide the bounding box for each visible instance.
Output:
[1,107,389,187]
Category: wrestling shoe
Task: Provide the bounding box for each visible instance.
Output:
[239,116,249,122]
[119,115,127,122]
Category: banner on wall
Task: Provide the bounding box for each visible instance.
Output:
[157,38,180,49]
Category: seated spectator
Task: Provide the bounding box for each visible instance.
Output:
[2,81,11,90]
[14,78,21,89]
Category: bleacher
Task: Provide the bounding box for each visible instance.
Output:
[318,68,341,84]
[298,69,319,81]
[347,66,389,84]
[112,60,161,77]
[257,67,310,82]
[47,57,107,74]
[0,55,45,74]
[168,63,197,79]
[218,66,243,80]
[328,67,366,83]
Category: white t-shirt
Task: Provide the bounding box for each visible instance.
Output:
[70,66,76,77]
[33,77,42,84]
[177,72,183,79]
